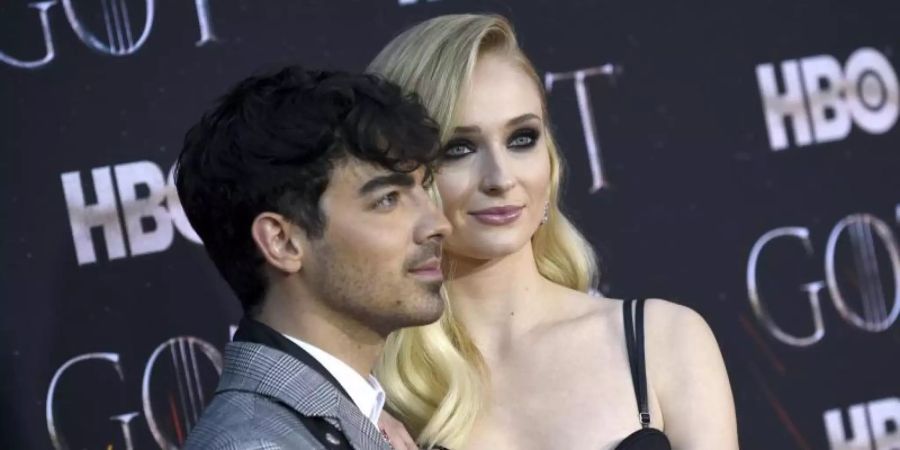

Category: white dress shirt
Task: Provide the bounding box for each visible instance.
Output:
[281,333,386,425]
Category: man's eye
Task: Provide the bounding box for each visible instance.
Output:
[374,192,400,209]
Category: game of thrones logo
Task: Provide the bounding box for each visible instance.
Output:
[0,0,217,69]
[46,336,225,449]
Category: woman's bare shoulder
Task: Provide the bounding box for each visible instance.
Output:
[545,288,711,335]
[641,298,716,350]
[642,299,738,446]
[640,298,727,390]
[543,284,626,329]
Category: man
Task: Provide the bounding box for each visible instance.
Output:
[177,66,450,450]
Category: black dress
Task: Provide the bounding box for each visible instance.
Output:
[436,299,673,450]
[615,299,672,450]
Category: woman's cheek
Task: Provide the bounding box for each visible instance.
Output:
[436,174,467,218]
[524,151,552,196]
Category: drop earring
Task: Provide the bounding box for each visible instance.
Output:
[541,202,550,224]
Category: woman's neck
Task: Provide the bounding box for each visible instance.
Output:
[446,242,555,357]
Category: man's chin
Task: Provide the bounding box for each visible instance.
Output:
[405,290,445,326]
[423,279,443,295]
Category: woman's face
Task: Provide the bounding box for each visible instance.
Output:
[435,52,552,261]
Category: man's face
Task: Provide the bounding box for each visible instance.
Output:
[302,159,450,336]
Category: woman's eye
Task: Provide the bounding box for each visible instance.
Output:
[509,129,539,148]
[443,140,475,159]
[374,192,400,209]
[509,135,533,147]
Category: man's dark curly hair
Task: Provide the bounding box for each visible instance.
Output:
[175,66,442,315]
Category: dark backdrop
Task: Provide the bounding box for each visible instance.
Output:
[2,1,898,448]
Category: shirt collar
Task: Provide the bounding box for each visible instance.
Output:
[280,333,385,425]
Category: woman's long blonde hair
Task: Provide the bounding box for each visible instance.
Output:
[368,14,599,449]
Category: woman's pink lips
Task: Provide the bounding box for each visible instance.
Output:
[468,205,524,226]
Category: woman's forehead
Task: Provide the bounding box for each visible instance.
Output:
[453,54,543,129]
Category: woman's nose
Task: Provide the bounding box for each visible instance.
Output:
[478,147,515,195]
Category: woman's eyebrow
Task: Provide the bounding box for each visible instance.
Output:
[505,113,541,127]
[451,113,541,134]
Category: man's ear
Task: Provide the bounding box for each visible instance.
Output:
[250,212,305,273]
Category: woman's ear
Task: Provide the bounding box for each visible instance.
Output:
[250,212,305,273]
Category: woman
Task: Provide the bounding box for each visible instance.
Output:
[370,14,738,450]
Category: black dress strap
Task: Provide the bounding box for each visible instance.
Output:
[623,299,651,428]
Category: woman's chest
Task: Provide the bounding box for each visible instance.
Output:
[463,345,654,450]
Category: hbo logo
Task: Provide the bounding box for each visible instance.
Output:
[756,47,899,151]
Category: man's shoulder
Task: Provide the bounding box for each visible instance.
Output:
[186,437,283,450]
[184,390,323,450]
[185,340,364,450]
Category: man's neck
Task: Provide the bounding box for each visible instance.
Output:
[256,291,384,378]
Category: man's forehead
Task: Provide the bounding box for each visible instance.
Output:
[331,158,423,189]
[338,159,389,180]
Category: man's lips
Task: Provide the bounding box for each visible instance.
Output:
[408,258,442,281]
[468,205,524,225]
[409,258,440,272]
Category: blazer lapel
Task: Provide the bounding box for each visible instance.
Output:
[216,341,390,450]
[331,396,390,450]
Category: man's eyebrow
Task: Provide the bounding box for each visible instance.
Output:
[358,172,416,195]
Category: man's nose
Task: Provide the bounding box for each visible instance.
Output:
[415,194,451,244]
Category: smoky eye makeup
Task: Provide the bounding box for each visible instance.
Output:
[440,125,541,161]
[441,138,476,160]
[507,127,541,150]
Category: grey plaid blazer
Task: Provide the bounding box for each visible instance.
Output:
[184,341,392,450]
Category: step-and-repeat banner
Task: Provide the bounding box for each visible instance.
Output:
[2,1,898,448]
